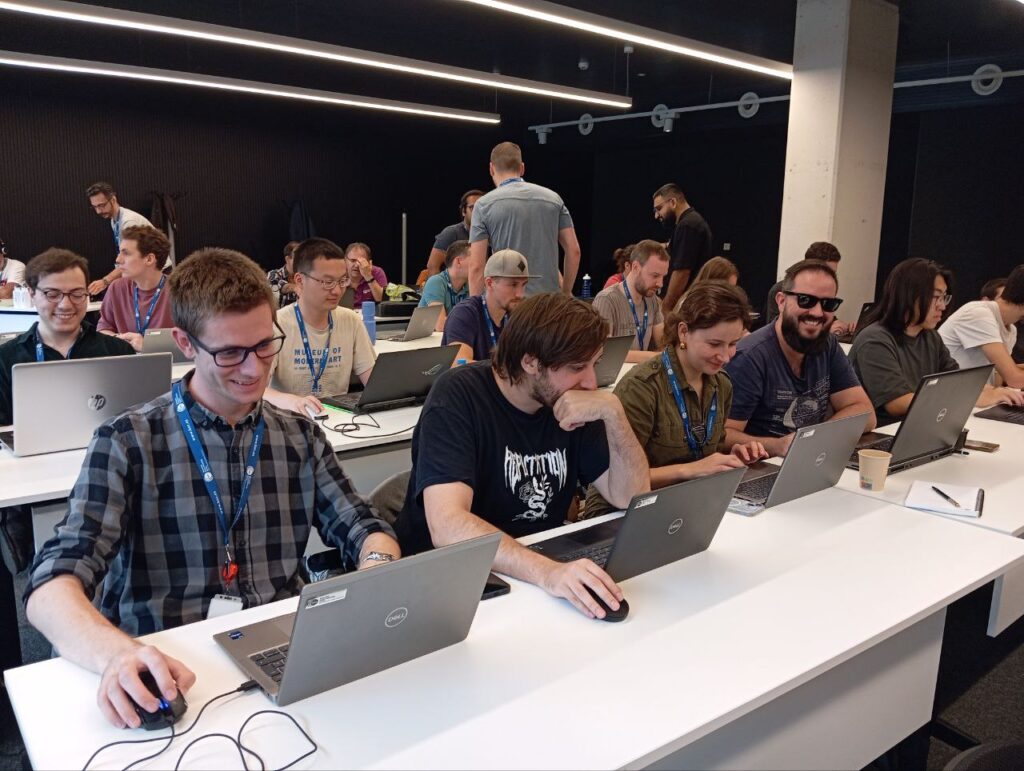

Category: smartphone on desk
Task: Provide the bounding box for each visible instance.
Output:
[482,573,510,600]
[964,438,1000,453]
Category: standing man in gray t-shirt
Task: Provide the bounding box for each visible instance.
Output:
[468,142,580,297]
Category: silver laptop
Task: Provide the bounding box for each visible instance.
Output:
[0,353,171,457]
[379,305,442,342]
[730,411,870,514]
[142,328,190,363]
[850,365,992,473]
[529,467,745,581]
[213,533,500,707]
[595,334,635,389]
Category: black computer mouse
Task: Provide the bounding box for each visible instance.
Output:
[585,585,629,622]
[133,671,188,730]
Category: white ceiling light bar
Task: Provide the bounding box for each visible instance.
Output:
[454,0,794,81]
[0,50,501,124]
[0,0,632,108]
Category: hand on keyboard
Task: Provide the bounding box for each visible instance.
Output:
[539,558,623,620]
[683,452,747,478]
[730,441,770,464]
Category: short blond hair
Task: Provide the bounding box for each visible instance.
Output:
[490,141,523,173]
[168,248,274,336]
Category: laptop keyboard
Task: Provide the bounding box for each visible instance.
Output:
[540,542,613,567]
[379,332,407,342]
[250,644,290,684]
[859,435,894,451]
[0,430,13,452]
[734,473,777,504]
[979,405,1024,424]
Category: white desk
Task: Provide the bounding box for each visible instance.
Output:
[6,489,1024,770]
[0,301,102,333]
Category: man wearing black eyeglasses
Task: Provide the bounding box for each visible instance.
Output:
[25,248,398,728]
[724,259,875,456]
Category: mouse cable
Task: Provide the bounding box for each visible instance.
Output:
[174,709,318,771]
[323,411,416,440]
[81,679,259,771]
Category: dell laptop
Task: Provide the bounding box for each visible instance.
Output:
[322,346,458,413]
[849,365,992,473]
[730,411,870,514]
[214,533,500,707]
[528,467,745,582]
[142,328,190,363]
[595,334,635,389]
[0,353,172,457]
[378,305,442,343]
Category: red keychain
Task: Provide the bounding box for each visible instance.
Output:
[222,548,239,583]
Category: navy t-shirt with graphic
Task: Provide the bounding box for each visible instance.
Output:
[393,362,610,555]
[724,323,861,437]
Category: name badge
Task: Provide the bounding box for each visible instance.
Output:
[207,593,244,619]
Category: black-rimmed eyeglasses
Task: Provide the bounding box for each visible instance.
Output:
[187,322,286,367]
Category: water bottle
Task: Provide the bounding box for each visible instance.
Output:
[456,358,468,367]
[13,285,31,308]
[581,274,592,300]
[361,300,377,345]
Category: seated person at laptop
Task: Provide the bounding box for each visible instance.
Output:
[345,242,387,309]
[97,225,174,351]
[0,237,26,300]
[25,248,399,729]
[849,258,1024,424]
[393,293,650,619]
[584,282,768,519]
[418,240,471,332]
[442,249,530,363]
[939,265,1024,389]
[764,242,853,336]
[264,238,376,416]
[592,239,668,364]
[725,259,875,457]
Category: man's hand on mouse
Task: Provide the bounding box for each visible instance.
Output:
[540,558,623,619]
[98,643,196,728]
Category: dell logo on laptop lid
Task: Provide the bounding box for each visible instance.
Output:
[385,607,408,628]
[815,452,827,467]
[936,408,948,422]
[667,518,684,535]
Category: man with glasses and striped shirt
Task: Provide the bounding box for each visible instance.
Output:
[25,248,399,729]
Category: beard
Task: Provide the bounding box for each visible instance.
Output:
[780,310,834,356]
[659,210,678,230]
[529,370,564,409]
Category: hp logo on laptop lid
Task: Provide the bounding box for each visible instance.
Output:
[87,394,107,411]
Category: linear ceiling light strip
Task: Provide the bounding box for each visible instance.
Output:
[454,0,793,81]
[0,50,501,123]
[0,0,631,108]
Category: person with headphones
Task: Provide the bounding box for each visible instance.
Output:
[424,189,484,278]
[0,236,26,301]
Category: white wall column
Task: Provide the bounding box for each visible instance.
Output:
[777,0,899,313]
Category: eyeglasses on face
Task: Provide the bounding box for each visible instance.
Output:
[782,291,844,313]
[652,198,674,215]
[36,288,90,303]
[932,293,953,307]
[187,322,286,367]
[301,272,351,290]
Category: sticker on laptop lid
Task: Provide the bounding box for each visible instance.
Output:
[926,378,939,387]
[800,428,816,439]
[305,589,347,610]
[633,494,658,509]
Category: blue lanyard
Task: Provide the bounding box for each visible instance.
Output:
[498,177,523,187]
[133,275,166,336]
[662,350,717,459]
[622,275,649,349]
[112,213,122,248]
[34,328,78,361]
[441,270,460,309]
[481,293,507,354]
[172,381,264,583]
[294,304,333,395]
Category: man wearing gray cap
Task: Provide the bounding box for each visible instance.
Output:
[442,249,535,362]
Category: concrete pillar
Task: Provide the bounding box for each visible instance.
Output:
[777,0,899,314]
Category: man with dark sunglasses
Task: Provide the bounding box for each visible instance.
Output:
[25,248,398,729]
[724,259,874,456]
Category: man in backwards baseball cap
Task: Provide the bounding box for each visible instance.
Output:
[443,249,538,362]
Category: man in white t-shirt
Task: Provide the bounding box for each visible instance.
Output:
[0,237,26,300]
[86,181,156,296]
[939,264,1024,388]
[264,237,376,416]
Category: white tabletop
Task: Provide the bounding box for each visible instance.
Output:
[7,488,1024,770]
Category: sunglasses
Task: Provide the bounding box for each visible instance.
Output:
[782,291,843,313]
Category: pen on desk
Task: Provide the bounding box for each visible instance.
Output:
[931,485,962,509]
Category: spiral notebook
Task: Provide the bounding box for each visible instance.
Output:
[904,481,984,518]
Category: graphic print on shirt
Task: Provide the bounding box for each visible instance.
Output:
[504,446,568,522]
[779,377,831,430]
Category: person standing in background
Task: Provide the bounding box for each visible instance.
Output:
[424,189,484,277]
[85,182,155,296]
[652,183,712,316]
[267,241,300,308]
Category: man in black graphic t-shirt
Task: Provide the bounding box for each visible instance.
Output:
[394,293,649,620]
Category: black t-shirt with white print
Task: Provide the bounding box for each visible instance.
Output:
[393,362,611,555]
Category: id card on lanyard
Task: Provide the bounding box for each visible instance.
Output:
[622,276,649,349]
[172,381,265,585]
[133,275,166,336]
[294,305,333,395]
[661,350,717,459]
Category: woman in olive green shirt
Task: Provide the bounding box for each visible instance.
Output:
[586,282,767,517]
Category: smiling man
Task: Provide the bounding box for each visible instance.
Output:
[25,248,399,728]
[724,259,875,456]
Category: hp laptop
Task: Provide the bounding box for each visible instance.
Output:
[213,533,500,707]
[142,328,190,363]
[322,346,458,413]
[528,467,745,581]
[379,305,442,342]
[595,334,635,389]
[849,365,992,473]
[730,411,870,514]
[0,353,172,457]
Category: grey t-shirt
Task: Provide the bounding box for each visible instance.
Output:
[591,282,663,351]
[433,221,469,252]
[848,322,959,422]
[469,179,574,296]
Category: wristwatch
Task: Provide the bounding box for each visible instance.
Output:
[361,551,396,564]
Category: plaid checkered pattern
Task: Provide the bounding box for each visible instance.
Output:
[26,374,394,636]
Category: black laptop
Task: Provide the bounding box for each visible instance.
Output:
[835,302,875,344]
[595,334,635,389]
[323,346,458,413]
[974,403,1024,425]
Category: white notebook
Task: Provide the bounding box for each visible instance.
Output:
[904,481,984,518]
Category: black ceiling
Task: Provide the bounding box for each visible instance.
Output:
[1,0,1023,133]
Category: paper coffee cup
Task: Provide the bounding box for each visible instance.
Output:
[858,449,892,491]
